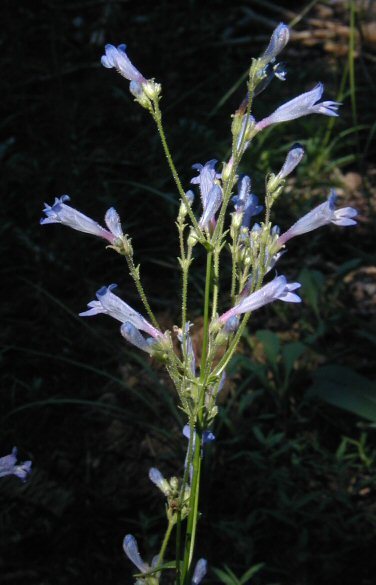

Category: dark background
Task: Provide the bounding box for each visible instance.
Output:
[1,1,376,584]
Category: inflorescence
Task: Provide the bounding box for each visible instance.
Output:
[40,22,357,585]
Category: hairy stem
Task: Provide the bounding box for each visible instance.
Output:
[152,99,204,240]
[123,252,160,330]
[181,251,213,584]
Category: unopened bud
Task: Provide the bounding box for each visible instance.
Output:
[142,79,162,100]
[231,211,243,229]
[120,236,133,257]
[222,158,234,182]
[187,228,199,247]
[169,476,179,493]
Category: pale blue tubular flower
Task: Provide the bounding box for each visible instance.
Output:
[0,448,32,481]
[123,534,150,574]
[148,467,170,496]
[120,322,157,354]
[261,23,290,65]
[255,83,340,131]
[192,558,208,584]
[277,144,305,179]
[80,284,161,339]
[101,44,146,84]
[232,176,263,229]
[199,184,223,229]
[41,196,123,245]
[191,160,221,206]
[219,275,301,324]
[277,190,358,247]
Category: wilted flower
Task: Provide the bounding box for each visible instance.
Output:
[0,448,32,481]
[41,196,123,244]
[80,284,161,339]
[255,83,340,131]
[254,62,287,97]
[219,275,301,324]
[277,190,357,247]
[101,44,146,84]
[192,558,208,584]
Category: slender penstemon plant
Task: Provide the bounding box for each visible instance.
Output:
[40,25,357,585]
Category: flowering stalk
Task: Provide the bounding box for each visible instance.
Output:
[41,23,358,585]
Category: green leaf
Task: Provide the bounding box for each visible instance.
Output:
[256,330,280,368]
[239,562,265,584]
[212,565,241,585]
[282,342,306,380]
[306,365,376,422]
[298,268,325,316]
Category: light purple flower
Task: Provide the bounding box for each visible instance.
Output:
[277,145,304,179]
[277,190,357,247]
[123,534,149,574]
[255,83,340,131]
[192,558,207,584]
[80,284,161,339]
[101,44,146,84]
[232,176,263,229]
[199,184,223,228]
[41,196,123,244]
[120,322,157,353]
[191,160,223,228]
[262,23,289,65]
[191,160,221,208]
[0,448,32,481]
[219,275,301,323]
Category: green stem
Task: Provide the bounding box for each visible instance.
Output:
[212,313,251,378]
[182,245,193,337]
[181,251,213,584]
[200,251,213,374]
[158,517,176,568]
[211,248,220,319]
[124,253,160,330]
[211,74,257,314]
[152,99,204,240]
[176,416,195,585]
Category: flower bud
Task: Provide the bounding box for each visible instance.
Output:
[187,228,199,247]
[142,79,162,100]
